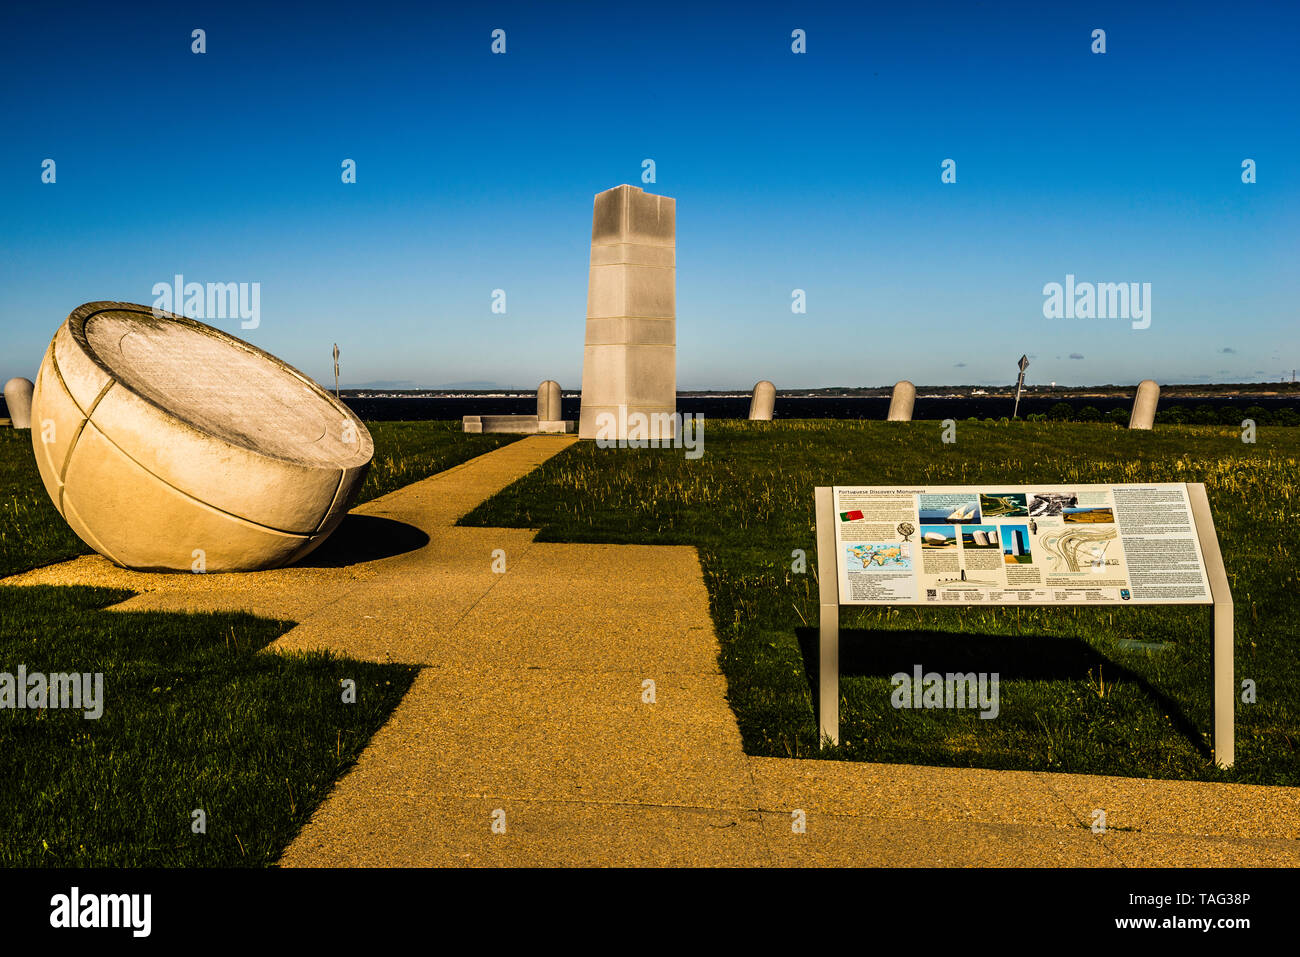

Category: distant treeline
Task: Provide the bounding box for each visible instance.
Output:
[802,383,1300,398]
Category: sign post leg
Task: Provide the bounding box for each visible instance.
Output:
[819,605,839,746]
[1213,598,1234,769]
[814,487,840,746]
[1187,482,1234,769]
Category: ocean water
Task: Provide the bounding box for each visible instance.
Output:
[340,394,1300,422]
[5,393,1293,423]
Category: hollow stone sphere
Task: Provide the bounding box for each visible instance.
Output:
[30,302,373,572]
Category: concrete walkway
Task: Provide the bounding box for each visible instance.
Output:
[8,436,1300,866]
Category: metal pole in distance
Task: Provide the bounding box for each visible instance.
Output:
[1187,482,1234,768]
[1013,354,1029,418]
[815,486,841,746]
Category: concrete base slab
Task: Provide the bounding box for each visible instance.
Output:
[280,795,769,868]
[1039,771,1300,840]
[749,757,1076,830]
[294,668,754,809]
[1097,830,1300,867]
[761,815,1115,867]
[463,415,575,435]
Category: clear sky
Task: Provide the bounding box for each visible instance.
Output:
[2,0,1296,390]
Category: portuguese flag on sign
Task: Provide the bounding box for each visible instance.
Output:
[840,510,864,522]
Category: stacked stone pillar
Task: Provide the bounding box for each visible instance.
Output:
[578,185,676,440]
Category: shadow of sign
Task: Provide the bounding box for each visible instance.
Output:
[296,514,429,568]
[793,627,1209,760]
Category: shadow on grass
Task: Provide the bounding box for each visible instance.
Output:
[296,514,429,568]
[795,627,1210,760]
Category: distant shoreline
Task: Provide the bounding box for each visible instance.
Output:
[333,383,1300,400]
[7,384,1298,422]
[333,392,1300,424]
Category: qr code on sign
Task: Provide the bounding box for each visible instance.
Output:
[926,589,937,600]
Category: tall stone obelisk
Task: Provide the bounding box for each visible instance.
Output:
[578,184,676,439]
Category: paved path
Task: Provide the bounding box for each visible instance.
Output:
[9,435,1300,866]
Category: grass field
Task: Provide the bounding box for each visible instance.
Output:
[0,421,516,578]
[0,421,515,866]
[461,420,1300,786]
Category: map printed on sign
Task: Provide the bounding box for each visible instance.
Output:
[832,484,1213,606]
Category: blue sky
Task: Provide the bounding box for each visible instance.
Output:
[2,0,1296,389]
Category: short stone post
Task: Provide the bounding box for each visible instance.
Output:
[886,380,916,421]
[537,380,561,422]
[748,380,775,420]
[1128,379,1159,430]
[4,377,34,429]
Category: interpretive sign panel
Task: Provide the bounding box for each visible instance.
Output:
[833,483,1212,606]
[814,482,1234,767]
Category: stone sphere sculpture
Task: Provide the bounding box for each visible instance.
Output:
[30,302,373,572]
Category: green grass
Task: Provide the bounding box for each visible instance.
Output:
[0,431,87,576]
[460,420,1300,786]
[1,586,414,866]
[354,420,519,506]
[0,420,503,865]
[0,421,517,577]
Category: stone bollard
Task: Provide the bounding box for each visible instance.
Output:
[748,380,775,421]
[4,377,34,429]
[886,380,916,422]
[537,380,562,422]
[1128,379,1159,430]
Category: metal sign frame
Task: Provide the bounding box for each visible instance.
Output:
[814,482,1234,768]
